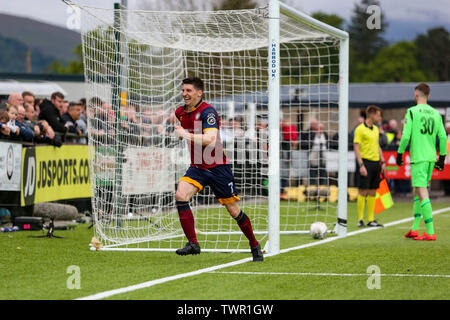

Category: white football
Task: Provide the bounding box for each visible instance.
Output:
[310,222,328,239]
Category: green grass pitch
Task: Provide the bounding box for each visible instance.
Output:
[1,201,449,300]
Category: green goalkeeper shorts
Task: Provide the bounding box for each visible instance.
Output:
[410,161,434,187]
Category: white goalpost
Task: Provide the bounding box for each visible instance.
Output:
[71,0,349,254]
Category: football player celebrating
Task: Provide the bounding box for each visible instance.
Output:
[173,77,263,262]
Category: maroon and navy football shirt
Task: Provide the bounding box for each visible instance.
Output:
[175,100,228,169]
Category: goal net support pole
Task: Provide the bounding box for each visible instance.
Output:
[337,36,349,237]
[267,2,349,253]
[267,0,281,255]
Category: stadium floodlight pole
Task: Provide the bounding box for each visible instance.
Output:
[267,0,281,255]
[279,1,350,237]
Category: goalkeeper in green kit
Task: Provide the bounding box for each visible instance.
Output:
[396,83,447,241]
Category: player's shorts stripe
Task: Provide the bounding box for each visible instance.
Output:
[421,200,430,208]
[218,195,241,205]
[202,128,218,132]
[180,177,204,191]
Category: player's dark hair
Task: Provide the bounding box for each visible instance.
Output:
[51,91,65,100]
[415,83,430,96]
[360,109,366,119]
[366,105,382,116]
[0,109,9,123]
[89,96,103,106]
[68,101,82,109]
[22,91,35,99]
[182,77,204,91]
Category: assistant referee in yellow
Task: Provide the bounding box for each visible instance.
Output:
[353,105,385,228]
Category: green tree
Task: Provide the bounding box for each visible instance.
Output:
[347,0,388,82]
[311,12,345,30]
[415,27,450,81]
[348,0,387,64]
[359,41,435,82]
[213,0,258,10]
[47,44,83,74]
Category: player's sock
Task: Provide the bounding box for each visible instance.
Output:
[176,200,198,245]
[234,211,258,248]
[412,196,421,231]
[366,195,375,222]
[420,198,435,235]
[357,195,365,222]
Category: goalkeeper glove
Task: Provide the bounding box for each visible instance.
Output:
[434,155,446,171]
[396,153,403,166]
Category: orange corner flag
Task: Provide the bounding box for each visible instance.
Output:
[374,176,394,214]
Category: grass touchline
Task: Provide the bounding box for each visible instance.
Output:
[75,205,450,300]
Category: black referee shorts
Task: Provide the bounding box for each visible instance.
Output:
[358,159,382,190]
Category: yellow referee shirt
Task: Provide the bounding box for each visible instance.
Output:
[353,122,380,161]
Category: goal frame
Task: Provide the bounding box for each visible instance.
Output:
[267,1,349,255]
[73,0,349,255]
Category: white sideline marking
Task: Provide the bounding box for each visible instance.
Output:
[209,271,450,278]
[270,206,450,256]
[76,257,253,300]
[76,206,450,300]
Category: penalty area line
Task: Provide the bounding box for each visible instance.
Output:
[76,206,450,300]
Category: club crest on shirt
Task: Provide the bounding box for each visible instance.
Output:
[206,113,216,125]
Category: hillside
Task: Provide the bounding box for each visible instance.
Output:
[0,13,81,67]
[0,34,55,73]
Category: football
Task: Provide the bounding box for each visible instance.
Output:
[310,222,328,239]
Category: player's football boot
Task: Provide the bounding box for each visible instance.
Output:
[413,232,436,241]
[404,230,419,238]
[367,220,384,227]
[176,242,201,255]
[357,220,365,228]
[251,243,264,262]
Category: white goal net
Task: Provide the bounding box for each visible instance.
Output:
[77,1,349,253]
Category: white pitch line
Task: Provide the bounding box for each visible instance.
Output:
[76,257,254,300]
[76,206,450,300]
[271,206,450,257]
[209,271,450,278]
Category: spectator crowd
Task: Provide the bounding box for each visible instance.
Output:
[0,91,87,145]
[1,90,450,198]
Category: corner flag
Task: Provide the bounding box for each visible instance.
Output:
[374,174,394,214]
